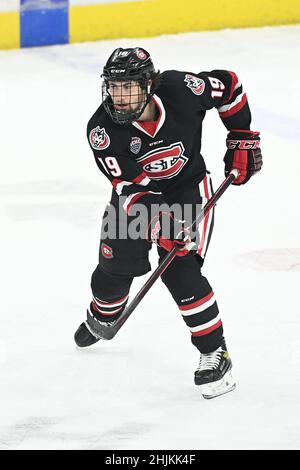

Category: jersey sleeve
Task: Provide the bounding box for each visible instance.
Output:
[168,69,251,130]
[86,121,164,217]
[197,70,251,130]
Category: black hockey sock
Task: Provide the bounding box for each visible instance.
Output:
[191,326,224,354]
[89,295,128,323]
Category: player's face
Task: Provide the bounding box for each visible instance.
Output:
[108,80,146,113]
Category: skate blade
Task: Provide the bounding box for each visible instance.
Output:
[200,370,236,399]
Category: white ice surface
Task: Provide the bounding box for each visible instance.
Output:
[0,25,300,450]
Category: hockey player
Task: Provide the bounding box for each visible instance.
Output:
[74,47,262,399]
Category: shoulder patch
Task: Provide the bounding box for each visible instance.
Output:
[184,74,205,96]
[89,126,110,150]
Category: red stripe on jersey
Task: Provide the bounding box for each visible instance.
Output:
[219,93,248,119]
[139,146,181,166]
[112,178,123,190]
[126,191,152,214]
[179,291,214,311]
[133,172,148,184]
[112,173,147,190]
[222,71,239,104]
[192,319,222,337]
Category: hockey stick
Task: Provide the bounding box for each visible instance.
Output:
[87,170,238,340]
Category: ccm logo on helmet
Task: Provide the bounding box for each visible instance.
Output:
[136,142,188,180]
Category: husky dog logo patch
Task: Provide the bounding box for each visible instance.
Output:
[184,74,205,96]
[89,126,110,150]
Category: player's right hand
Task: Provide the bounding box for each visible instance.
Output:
[147,212,193,257]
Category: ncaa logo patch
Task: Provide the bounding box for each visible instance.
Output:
[130,137,142,154]
[136,142,188,180]
[101,243,114,259]
[89,126,110,150]
[184,74,205,96]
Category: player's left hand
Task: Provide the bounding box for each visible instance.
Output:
[148,212,195,257]
[224,129,262,185]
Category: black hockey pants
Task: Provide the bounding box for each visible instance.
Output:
[89,175,224,354]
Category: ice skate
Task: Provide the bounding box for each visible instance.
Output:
[74,306,118,346]
[74,321,100,348]
[194,339,236,399]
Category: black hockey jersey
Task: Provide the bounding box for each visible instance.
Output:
[87,69,251,215]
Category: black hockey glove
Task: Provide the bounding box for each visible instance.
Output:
[224,129,262,185]
[147,212,195,257]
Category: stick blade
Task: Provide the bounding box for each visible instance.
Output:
[86,310,117,340]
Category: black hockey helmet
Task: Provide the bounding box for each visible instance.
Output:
[102,47,156,125]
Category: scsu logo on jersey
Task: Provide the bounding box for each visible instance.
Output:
[101,242,114,259]
[89,126,110,150]
[184,74,205,96]
[137,142,188,180]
